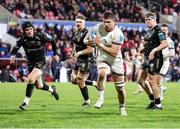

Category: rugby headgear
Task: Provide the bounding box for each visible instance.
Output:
[145,12,157,20]
[22,21,34,30]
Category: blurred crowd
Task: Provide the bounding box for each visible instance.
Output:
[140,0,180,15]
[1,0,180,23]
[1,0,145,22]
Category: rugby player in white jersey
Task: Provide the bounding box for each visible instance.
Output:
[159,23,175,100]
[85,11,127,116]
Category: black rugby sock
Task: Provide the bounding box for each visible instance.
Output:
[85,80,93,85]
[41,82,49,91]
[149,94,154,101]
[155,98,161,104]
[26,84,34,97]
[80,86,89,101]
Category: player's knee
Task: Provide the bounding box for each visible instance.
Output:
[27,77,35,84]
[35,83,43,89]
[71,75,77,84]
[137,78,144,86]
[98,71,107,81]
[115,81,125,89]
[76,76,84,87]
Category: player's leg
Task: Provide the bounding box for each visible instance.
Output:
[137,69,155,109]
[85,80,97,87]
[71,69,78,85]
[133,64,143,95]
[76,71,91,106]
[158,57,170,100]
[113,74,127,116]
[147,58,163,110]
[34,75,59,100]
[19,67,42,110]
[148,74,162,110]
[111,61,127,116]
[94,63,110,108]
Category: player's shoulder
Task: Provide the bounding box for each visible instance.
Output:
[94,23,103,29]
[82,27,88,33]
[113,26,123,35]
[167,37,174,44]
[17,34,25,42]
[37,32,53,40]
[154,25,162,33]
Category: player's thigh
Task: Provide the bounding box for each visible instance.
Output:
[28,68,42,83]
[111,60,124,76]
[159,58,170,75]
[148,57,163,75]
[97,62,110,80]
[137,69,148,83]
[71,69,78,78]
[71,69,78,84]
[34,75,43,88]
[77,71,89,81]
[76,71,89,87]
[148,73,159,86]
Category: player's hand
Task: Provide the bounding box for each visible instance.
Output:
[87,40,96,47]
[68,56,76,65]
[10,56,15,64]
[94,36,102,46]
[53,55,59,62]
[73,51,81,59]
[149,49,156,60]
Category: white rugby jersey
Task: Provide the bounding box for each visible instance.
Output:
[162,37,175,57]
[91,23,124,62]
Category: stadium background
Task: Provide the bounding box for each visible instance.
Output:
[0,0,179,82]
[0,0,180,128]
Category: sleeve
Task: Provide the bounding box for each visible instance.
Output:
[89,25,98,40]
[43,33,58,55]
[158,29,166,42]
[112,29,124,45]
[84,25,97,44]
[10,37,23,55]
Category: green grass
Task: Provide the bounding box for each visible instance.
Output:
[0,82,180,128]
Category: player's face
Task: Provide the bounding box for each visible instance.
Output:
[161,26,168,36]
[145,18,156,28]
[24,27,34,37]
[75,20,85,30]
[103,18,115,32]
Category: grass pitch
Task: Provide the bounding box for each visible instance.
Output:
[0,82,180,128]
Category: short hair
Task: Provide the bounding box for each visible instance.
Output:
[145,12,157,19]
[161,23,169,28]
[75,14,86,20]
[103,11,116,20]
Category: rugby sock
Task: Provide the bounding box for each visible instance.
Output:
[159,85,164,100]
[120,103,125,108]
[98,90,104,100]
[23,96,30,105]
[149,94,154,101]
[42,82,53,93]
[26,84,34,98]
[155,98,161,104]
[85,80,93,85]
[155,98,162,107]
[93,81,97,86]
[80,86,89,101]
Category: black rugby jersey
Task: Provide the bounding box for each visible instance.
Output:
[144,25,166,58]
[10,32,57,63]
[72,28,92,59]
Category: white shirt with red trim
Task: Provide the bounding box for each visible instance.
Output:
[91,23,124,62]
